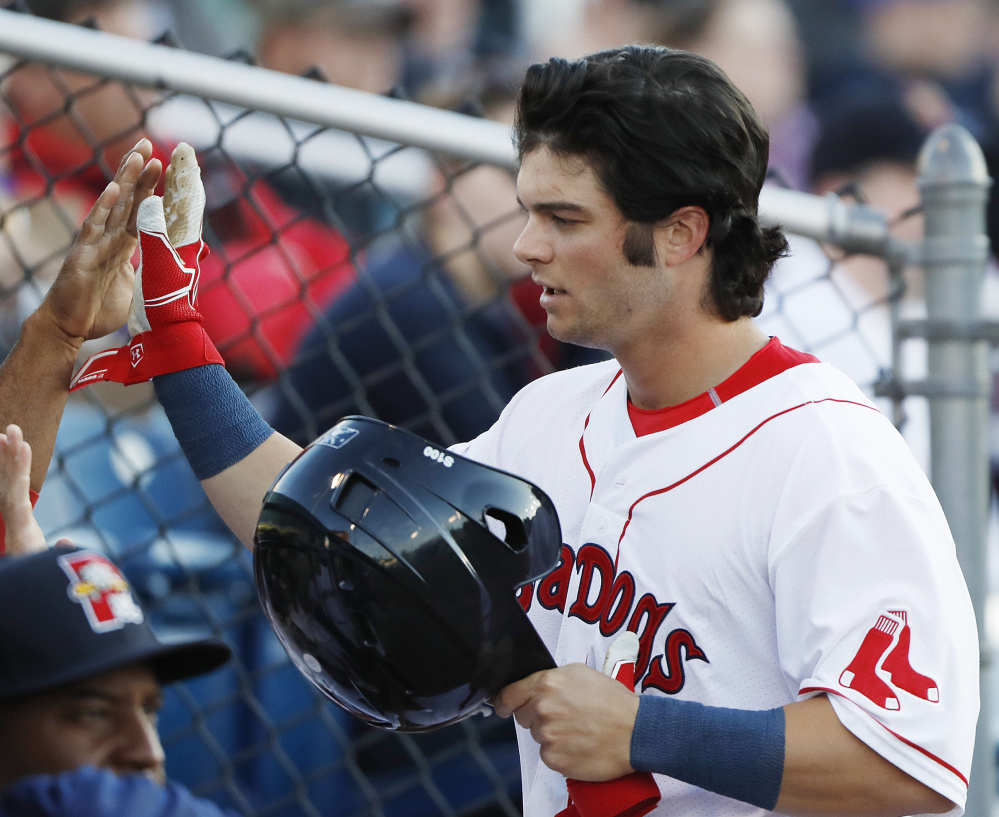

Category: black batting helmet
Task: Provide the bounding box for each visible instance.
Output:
[253,416,562,732]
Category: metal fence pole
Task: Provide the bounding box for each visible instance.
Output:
[918,123,994,817]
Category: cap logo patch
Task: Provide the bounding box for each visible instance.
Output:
[58,551,145,633]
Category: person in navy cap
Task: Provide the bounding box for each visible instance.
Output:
[0,427,239,816]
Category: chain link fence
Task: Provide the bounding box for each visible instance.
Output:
[0,9,992,817]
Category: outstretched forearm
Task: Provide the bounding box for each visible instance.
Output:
[0,310,82,491]
[0,140,160,493]
[154,365,302,548]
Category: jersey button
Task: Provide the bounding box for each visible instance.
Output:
[596,518,608,532]
[615,477,625,486]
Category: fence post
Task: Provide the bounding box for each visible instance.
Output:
[918,123,993,817]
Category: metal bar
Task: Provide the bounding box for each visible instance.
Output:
[758,187,895,256]
[918,123,994,817]
[0,9,518,168]
[0,9,901,255]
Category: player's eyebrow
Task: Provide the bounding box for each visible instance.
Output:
[61,686,122,704]
[516,196,590,214]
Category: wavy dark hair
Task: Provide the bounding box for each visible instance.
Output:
[513,45,788,321]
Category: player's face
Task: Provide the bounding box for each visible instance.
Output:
[513,147,673,355]
[0,663,166,788]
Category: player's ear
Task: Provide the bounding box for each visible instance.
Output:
[655,206,710,266]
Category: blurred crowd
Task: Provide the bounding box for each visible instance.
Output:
[0,0,995,482]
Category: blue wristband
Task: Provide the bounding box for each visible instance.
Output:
[154,365,274,480]
[630,696,785,810]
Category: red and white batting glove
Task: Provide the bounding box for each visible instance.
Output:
[557,632,661,817]
[70,143,223,391]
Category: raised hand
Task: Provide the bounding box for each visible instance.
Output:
[0,424,47,556]
[70,142,223,390]
[39,139,162,347]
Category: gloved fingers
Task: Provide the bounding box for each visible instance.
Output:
[136,194,168,238]
[602,631,640,682]
[163,142,206,249]
[130,194,199,337]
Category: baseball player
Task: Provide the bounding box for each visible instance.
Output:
[58,45,976,817]
[0,545,239,815]
[0,432,238,815]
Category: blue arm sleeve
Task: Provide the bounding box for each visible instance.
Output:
[154,365,274,481]
[630,696,785,810]
[0,766,242,817]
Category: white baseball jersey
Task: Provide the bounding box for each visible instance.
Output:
[452,337,978,817]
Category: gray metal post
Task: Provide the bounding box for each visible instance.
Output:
[918,123,993,817]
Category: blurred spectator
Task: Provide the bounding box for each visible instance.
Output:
[268,77,605,446]
[801,0,999,163]
[0,0,164,354]
[268,158,536,446]
[673,0,815,190]
[397,0,523,103]
[759,94,960,472]
[528,0,816,190]
[856,0,997,136]
[1,0,357,382]
[233,0,417,235]
[249,0,412,94]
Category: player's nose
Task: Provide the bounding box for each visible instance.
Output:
[112,708,167,784]
[513,218,553,266]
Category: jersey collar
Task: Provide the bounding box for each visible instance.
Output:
[627,337,818,436]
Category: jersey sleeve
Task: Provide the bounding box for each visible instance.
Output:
[769,415,979,814]
[0,766,243,817]
[0,488,39,558]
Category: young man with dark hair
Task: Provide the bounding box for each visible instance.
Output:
[55,45,977,817]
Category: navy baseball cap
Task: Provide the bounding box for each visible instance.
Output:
[0,546,232,700]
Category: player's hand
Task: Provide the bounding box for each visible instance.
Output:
[38,139,161,347]
[494,661,640,781]
[0,424,47,556]
[69,143,223,390]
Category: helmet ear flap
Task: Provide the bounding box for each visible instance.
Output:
[253,417,562,732]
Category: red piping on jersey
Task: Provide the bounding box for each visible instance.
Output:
[800,686,968,789]
[615,397,876,555]
[628,338,819,436]
[579,369,624,500]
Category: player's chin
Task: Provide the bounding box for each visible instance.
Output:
[546,319,600,350]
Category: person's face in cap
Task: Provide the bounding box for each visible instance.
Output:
[0,662,166,789]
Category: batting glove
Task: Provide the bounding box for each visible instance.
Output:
[70,143,223,391]
[557,632,661,817]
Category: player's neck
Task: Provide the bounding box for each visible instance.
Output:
[621,316,769,411]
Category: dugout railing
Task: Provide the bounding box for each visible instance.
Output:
[0,9,994,817]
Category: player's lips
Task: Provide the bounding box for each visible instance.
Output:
[538,286,567,308]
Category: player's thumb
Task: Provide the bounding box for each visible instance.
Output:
[493,672,541,719]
